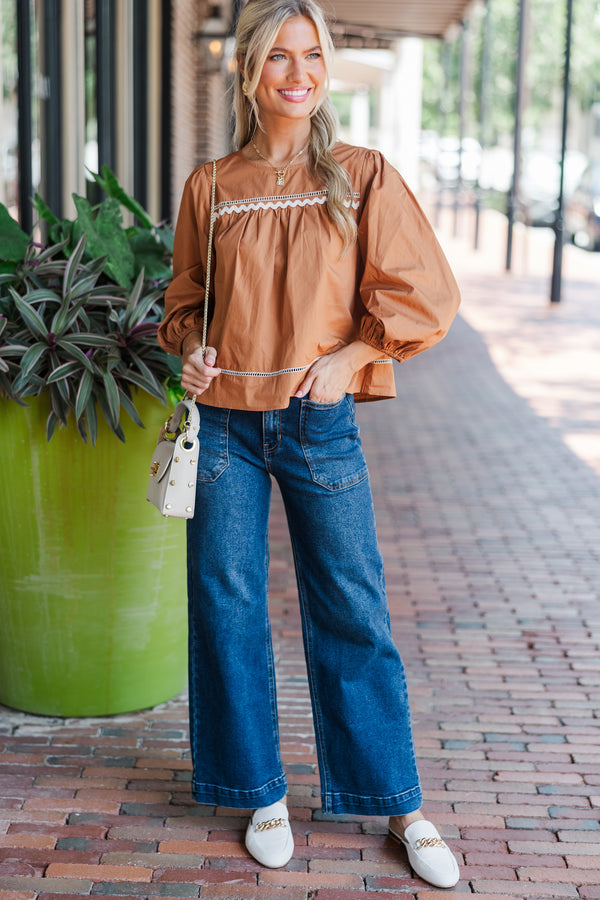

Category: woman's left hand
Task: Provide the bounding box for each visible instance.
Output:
[295,341,384,403]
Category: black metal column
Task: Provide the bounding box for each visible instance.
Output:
[97,0,116,173]
[160,0,172,221]
[435,39,451,228]
[454,19,468,238]
[41,0,62,217]
[550,0,574,304]
[474,0,491,250]
[16,0,33,232]
[133,0,149,207]
[231,0,244,32]
[506,0,528,271]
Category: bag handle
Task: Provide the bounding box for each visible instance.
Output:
[166,397,200,443]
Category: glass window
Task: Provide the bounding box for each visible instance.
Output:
[0,0,41,227]
[85,0,100,202]
[1,0,19,217]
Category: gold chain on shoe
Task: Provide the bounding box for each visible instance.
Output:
[415,836,446,850]
[254,817,288,832]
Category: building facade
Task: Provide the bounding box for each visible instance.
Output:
[0,0,233,232]
[1,0,471,233]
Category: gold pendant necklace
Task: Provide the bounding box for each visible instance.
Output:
[250,138,307,186]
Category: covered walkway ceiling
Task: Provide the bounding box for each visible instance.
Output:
[328,0,475,44]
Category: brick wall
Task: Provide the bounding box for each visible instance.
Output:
[170,0,232,222]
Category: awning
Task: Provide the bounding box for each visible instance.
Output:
[327,0,475,43]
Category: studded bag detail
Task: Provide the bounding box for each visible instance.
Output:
[146,398,201,518]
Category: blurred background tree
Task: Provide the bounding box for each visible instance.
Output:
[422,0,600,149]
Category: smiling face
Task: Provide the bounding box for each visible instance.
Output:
[253,15,327,127]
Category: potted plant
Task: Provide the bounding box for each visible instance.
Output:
[0,171,188,717]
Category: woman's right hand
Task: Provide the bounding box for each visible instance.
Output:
[181,334,221,396]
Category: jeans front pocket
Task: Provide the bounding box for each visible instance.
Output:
[196,404,230,482]
[300,394,369,491]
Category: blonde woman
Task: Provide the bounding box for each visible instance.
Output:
[158,0,460,887]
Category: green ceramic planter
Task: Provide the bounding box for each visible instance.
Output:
[0,394,188,716]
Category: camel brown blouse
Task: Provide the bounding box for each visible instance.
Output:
[158,142,460,410]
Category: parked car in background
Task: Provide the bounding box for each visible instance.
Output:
[479,146,513,193]
[435,136,482,186]
[518,149,588,227]
[565,160,600,251]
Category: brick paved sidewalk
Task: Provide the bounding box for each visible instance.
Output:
[1,212,599,900]
[437,206,600,477]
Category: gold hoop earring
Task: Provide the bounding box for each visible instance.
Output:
[242,80,249,95]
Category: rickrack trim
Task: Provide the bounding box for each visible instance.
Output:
[214,190,361,219]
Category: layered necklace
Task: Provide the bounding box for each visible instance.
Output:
[250,137,308,186]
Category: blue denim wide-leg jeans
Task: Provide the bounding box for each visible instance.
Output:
[186,395,422,816]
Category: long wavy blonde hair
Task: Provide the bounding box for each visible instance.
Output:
[233,0,357,250]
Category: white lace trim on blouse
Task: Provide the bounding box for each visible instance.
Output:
[213,190,361,220]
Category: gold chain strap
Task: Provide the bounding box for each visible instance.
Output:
[183,160,216,414]
[201,159,217,357]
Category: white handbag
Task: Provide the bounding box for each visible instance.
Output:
[146,397,201,518]
[146,159,217,519]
